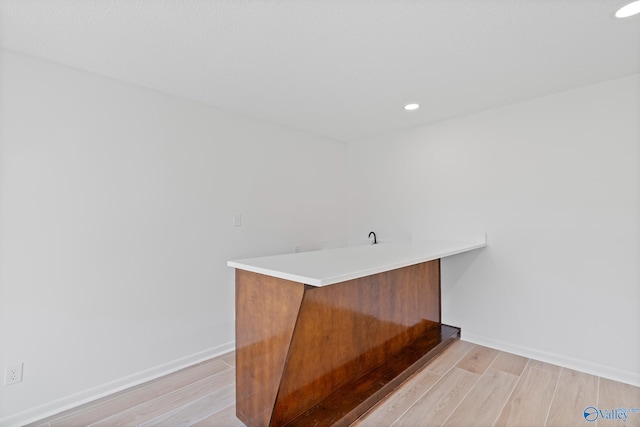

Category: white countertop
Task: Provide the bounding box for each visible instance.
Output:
[227,235,486,287]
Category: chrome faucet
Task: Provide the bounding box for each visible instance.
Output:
[368,231,377,244]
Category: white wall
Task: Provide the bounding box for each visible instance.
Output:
[347,74,640,385]
[1,47,638,425]
[0,50,347,425]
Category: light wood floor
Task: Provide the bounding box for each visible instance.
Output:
[27,340,640,427]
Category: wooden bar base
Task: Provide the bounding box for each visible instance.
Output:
[235,259,457,427]
[284,324,460,427]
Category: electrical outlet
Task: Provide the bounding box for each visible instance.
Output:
[233,214,242,227]
[4,363,23,386]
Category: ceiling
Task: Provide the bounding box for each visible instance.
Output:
[1,0,639,142]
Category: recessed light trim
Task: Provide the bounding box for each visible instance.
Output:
[404,103,420,111]
[615,0,640,18]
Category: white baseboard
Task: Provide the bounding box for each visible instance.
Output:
[1,341,235,427]
[461,332,640,387]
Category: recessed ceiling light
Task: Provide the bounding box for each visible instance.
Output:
[615,1,640,18]
[404,103,420,111]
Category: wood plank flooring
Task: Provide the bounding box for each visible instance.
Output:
[27,340,640,427]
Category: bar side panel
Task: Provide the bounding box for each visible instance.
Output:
[271,260,440,425]
[235,270,306,427]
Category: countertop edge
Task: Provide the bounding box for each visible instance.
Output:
[227,238,486,287]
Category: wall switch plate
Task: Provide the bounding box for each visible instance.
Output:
[233,214,242,227]
[4,363,23,386]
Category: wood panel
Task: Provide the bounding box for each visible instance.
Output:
[494,365,559,427]
[91,369,235,427]
[284,326,459,427]
[527,359,562,374]
[490,351,529,377]
[352,365,441,426]
[393,367,479,426]
[139,383,235,427]
[192,405,245,427]
[234,259,445,427]
[597,377,640,426]
[235,270,306,427]
[48,359,230,427]
[221,352,235,367]
[270,260,441,425]
[424,339,474,376]
[455,344,499,375]
[546,368,598,427]
[443,367,519,427]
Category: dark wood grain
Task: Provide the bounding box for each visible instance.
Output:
[284,325,460,427]
[235,270,306,427]
[271,260,440,425]
[235,259,447,427]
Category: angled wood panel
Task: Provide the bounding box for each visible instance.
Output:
[235,270,306,427]
[271,260,440,425]
[235,260,447,427]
